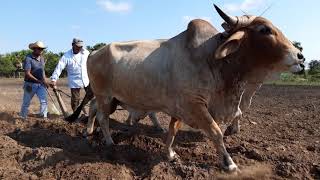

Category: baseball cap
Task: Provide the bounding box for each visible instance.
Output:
[72,38,84,47]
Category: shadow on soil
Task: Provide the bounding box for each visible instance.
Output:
[0,112,15,122]
[6,117,207,177]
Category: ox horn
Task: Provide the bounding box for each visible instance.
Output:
[214,4,237,26]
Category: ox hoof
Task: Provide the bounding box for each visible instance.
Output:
[104,138,115,147]
[155,127,166,133]
[224,125,239,136]
[105,142,114,147]
[90,141,98,148]
[125,120,134,126]
[223,163,240,173]
[132,121,140,127]
[168,150,180,161]
[221,156,239,173]
[82,129,93,138]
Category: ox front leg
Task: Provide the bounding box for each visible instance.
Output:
[125,109,143,126]
[225,107,242,136]
[95,98,114,146]
[196,108,239,172]
[166,117,182,160]
[125,113,134,126]
[96,110,114,146]
[83,99,98,137]
[149,113,165,132]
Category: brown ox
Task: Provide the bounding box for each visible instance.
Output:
[68,4,304,172]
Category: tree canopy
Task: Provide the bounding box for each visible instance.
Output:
[0,43,107,77]
[308,60,320,75]
[86,43,106,52]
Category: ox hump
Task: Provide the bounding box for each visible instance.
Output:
[186,19,219,49]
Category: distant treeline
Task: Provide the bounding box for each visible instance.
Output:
[1,41,320,85]
[0,43,106,77]
[274,59,320,85]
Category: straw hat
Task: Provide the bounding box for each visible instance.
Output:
[28,41,47,50]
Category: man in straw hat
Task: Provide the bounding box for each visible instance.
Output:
[20,41,49,120]
[50,38,90,116]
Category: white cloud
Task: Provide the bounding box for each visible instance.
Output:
[97,0,132,13]
[224,0,266,13]
[183,16,212,24]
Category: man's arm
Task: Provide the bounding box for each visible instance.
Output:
[42,59,50,88]
[25,69,42,83]
[50,56,67,88]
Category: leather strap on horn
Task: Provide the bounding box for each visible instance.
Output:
[236,15,256,29]
[221,15,256,37]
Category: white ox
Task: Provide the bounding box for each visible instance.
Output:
[73,5,305,172]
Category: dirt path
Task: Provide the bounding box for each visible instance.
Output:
[0,79,319,179]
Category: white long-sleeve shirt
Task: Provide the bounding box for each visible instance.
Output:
[51,48,90,88]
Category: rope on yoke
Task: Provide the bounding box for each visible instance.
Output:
[54,88,91,107]
[54,88,125,110]
[55,89,71,98]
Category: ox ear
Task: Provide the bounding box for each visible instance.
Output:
[215,31,245,59]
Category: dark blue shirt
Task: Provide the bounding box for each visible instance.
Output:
[23,54,45,83]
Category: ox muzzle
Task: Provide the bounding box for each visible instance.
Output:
[293,52,305,74]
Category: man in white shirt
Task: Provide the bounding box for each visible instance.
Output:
[50,38,90,113]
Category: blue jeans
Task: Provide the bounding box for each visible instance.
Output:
[20,82,48,119]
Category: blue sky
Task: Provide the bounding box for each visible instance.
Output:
[0,0,319,62]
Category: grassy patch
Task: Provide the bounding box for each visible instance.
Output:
[266,72,320,86]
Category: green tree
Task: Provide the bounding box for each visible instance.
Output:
[87,43,106,52]
[0,49,65,77]
[43,51,60,75]
[308,60,320,75]
[0,55,16,76]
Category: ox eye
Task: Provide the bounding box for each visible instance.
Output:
[258,25,272,35]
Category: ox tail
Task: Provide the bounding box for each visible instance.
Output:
[64,84,95,123]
